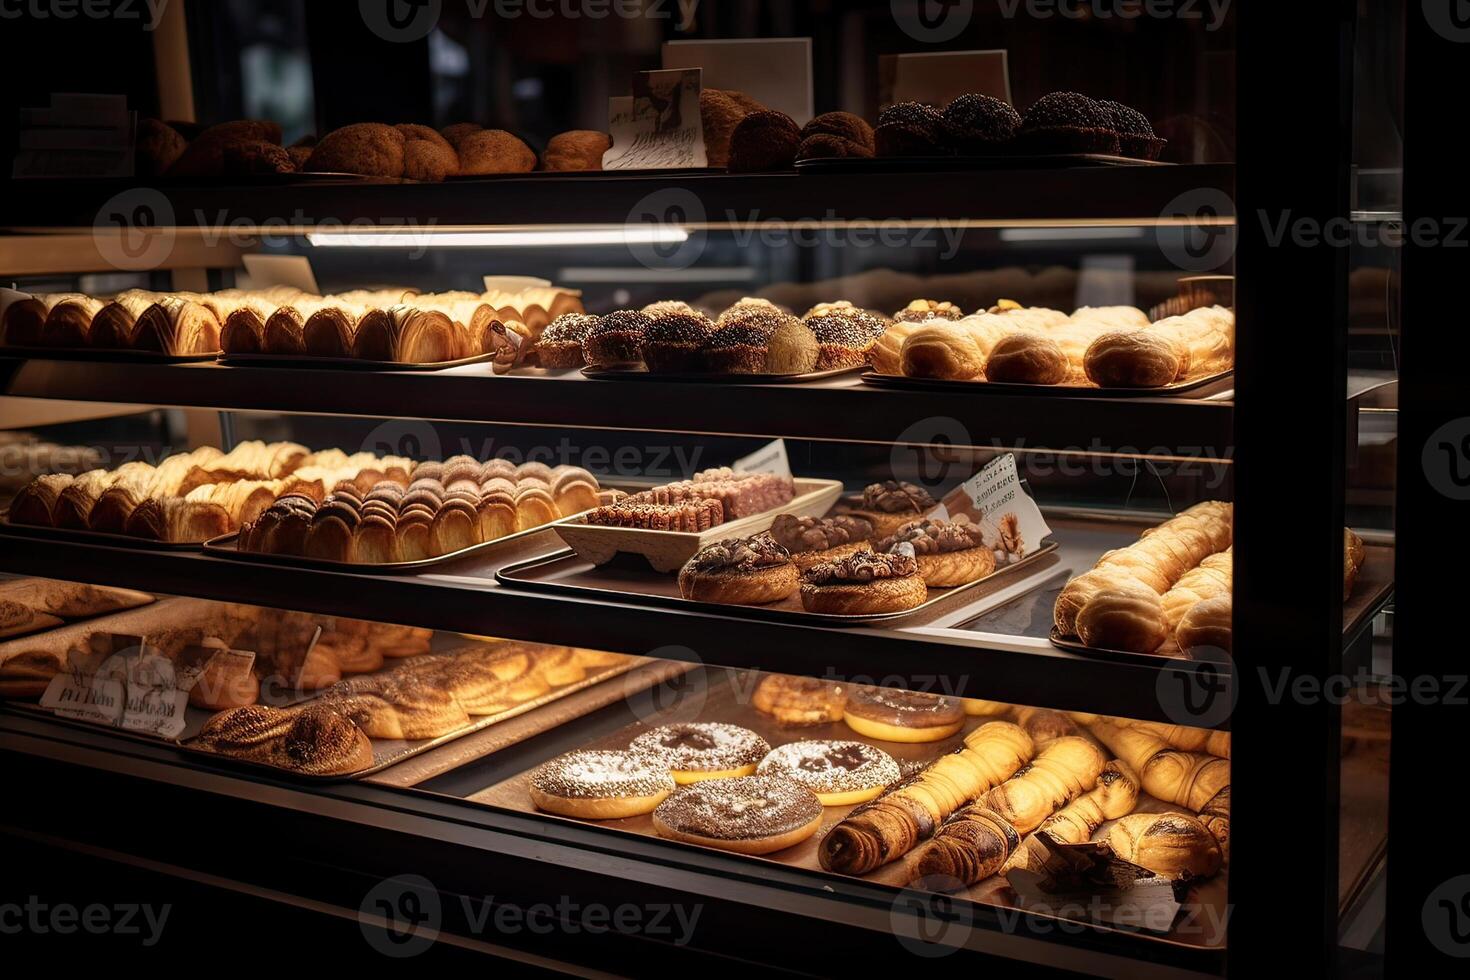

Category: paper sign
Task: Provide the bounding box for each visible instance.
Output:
[880,50,1011,109]
[241,255,320,295]
[603,69,708,171]
[41,672,125,726]
[40,642,190,739]
[483,276,551,293]
[939,453,1052,565]
[733,439,792,479]
[662,38,815,125]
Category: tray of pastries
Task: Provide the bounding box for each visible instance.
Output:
[471,670,1228,950]
[0,576,154,646]
[205,457,607,571]
[2,442,413,549]
[865,300,1234,396]
[0,287,223,360]
[1051,511,1388,662]
[550,467,839,572]
[506,478,1060,625]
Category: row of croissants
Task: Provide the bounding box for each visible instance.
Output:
[0,284,581,364]
[821,706,1229,887]
[1053,502,1366,656]
[873,301,1234,388]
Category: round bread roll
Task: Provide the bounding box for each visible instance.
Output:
[544,130,611,171]
[984,332,1069,385]
[900,324,984,380]
[1075,587,1170,653]
[1084,331,1183,387]
[305,123,405,177]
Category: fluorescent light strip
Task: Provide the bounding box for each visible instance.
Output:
[999,227,1149,242]
[306,228,690,248]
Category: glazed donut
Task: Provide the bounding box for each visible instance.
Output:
[529,750,676,819]
[652,774,823,854]
[799,549,927,616]
[678,532,799,606]
[630,722,770,784]
[843,686,965,743]
[757,740,901,805]
[751,674,848,725]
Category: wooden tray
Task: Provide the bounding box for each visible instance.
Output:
[0,346,217,363]
[795,153,1169,173]
[467,667,1227,951]
[217,351,496,372]
[581,364,868,384]
[553,477,844,573]
[499,540,1059,626]
[862,369,1234,399]
[0,513,210,551]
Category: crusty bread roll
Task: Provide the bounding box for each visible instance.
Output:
[1176,594,1233,656]
[983,332,1068,384]
[1101,811,1222,880]
[1075,587,1170,652]
[899,322,985,379]
[1085,305,1234,387]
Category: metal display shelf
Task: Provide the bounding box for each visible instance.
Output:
[0,356,1235,454]
[0,164,1234,230]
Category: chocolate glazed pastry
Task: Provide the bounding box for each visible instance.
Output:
[799,548,928,616]
[797,111,875,160]
[1098,100,1166,160]
[678,532,799,605]
[582,309,651,367]
[727,110,802,173]
[845,480,936,536]
[1017,92,1122,155]
[842,685,965,743]
[879,518,996,586]
[874,102,948,156]
[652,774,823,855]
[941,93,1022,154]
[640,312,715,372]
[630,722,771,783]
[768,512,874,571]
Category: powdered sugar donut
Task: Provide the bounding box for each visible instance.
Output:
[756,740,900,805]
[629,722,770,784]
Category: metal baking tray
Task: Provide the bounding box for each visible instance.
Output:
[0,512,210,551]
[861,369,1234,399]
[217,351,497,371]
[0,346,217,363]
[581,364,868,384]
[496,540,1059,626]
[795,153,1170,173]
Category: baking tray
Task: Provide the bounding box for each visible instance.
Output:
[179,655,645,781]
[202,514,582,574]
[553,478,844,572]
[861,369,1234,399]
[466,667,1226,951]
[581,364,868,384]
[0,346,218,363]
[795,153,1169,173]
[0,512,210,551]
[498,540,1058,626]
[444,167,720,181]
[217,351,497,371]
[1048,538,1394,662]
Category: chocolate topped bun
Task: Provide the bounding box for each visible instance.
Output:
[537,313,600,369]
[942,93,1022,154]
[798,111,876,160]
[703,314,815,374]
[893,299,964,323]
[631,722,771,783]
[1098,100,1166,160]
[641,312,716,373]
[728,109,802,173]
[803,548,918,585]
[652,774,823,854]
[702,323,772,374]
[846,480,937,536]
[805,310,884,370]
[1019,92,1121,155]
[799,547,927,616]
[583,309,651,367]
[678,531,799,606]
[842,686,965,743]
[875,102,947,156]
[769,513,875,570]
[757,740,901,805]
[716,297,783,326]
[879,517,996,587]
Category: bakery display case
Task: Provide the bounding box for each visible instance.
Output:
[1,1,1447,975]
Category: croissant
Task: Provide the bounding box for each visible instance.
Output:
[131,296,222,355]
[51,468,115,529]
[1127,720,1230,760]
[87,466,161,533]
[2,293,82,346]
[303,307,358,357]
[1001,759,1141,877]
[1100,811,1222,880]
[549,465,600,515]
[1161,549,1231,638]
[909,805,1020,887]
[1198,786,1230,862]
[983,332,1069,384]
[91,290,161,349]
[221,305,271,353]
[972,735,1106,835]
[1012,706,1081,747]
[125,497,233,542]
[1074,587,1170,653]
[8,473,75,526]
[263,306,309,354]
[513,482,559,531]
[1085,716,1230,812]
[819,721,1033,875]
[41,296,106,347]
[1177,594,1232,656]
[869,320,925,375]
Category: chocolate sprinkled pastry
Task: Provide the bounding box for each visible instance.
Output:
[1097,100,1166,160]
[642,300,701,319]
[802,549,918,585]
[537,313,600,369]
[716,298,784,326]
[641,312,715,372]
[942,93,1022,154]
[879,518,987,555]
[531,749,675,800]
[861,480,936,515]
[875,101,947,156]
[1019,92,1121,155]
[683,532,792,574]
[631,722,770,773]
[805,311,884,369]
[770,513,873,553]
[653,773,820,843]
[583,309,652,367]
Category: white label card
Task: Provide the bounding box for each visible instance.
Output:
[241,255,320,295]
[733,439,792,478]
[603,69,708,171]
[39,645,191,739]
[41,673,125,726]
[939,454,1053,565]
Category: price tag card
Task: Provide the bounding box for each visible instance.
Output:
[939,453,1052,565]
[41,672,126,726]
[733,439,792,478]
[241,255,320,295]
[880,50,1011,109]
[662,38,815,125]
[603,69,708,171]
